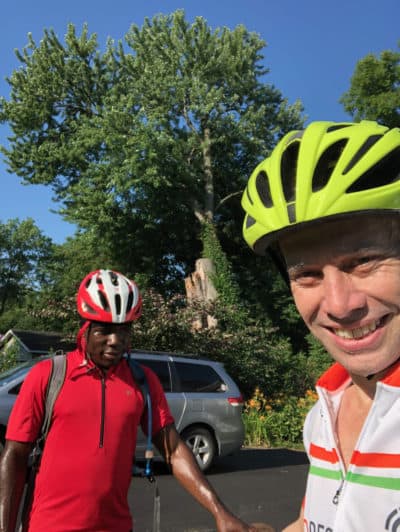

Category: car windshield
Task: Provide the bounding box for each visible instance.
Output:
[0,363,34,387]
[0,358,49,387]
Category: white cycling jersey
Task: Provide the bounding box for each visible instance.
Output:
[302,361,400,532]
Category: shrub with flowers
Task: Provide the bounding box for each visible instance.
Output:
[243,388,318,448]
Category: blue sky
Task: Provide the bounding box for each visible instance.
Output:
[1,0,399,243]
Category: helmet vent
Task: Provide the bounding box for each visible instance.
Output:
[115,294,121,315]
[346,146,400,193]
[245,215,256,228]
[82,302,96,315]
[109,271,119,286]
[343,135,383,174]
[283,130,304,146]
[312,139,348,192]
[281,141,299,202]
[126,290,134,312]
[98,291,110,311]
[287,203,296,223]
[245,187,253,205]
[326,124,352,133]
[255,170,273,208]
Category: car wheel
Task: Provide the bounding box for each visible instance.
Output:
[181,427,216,472]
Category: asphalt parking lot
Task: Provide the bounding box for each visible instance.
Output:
[129,447,309,531]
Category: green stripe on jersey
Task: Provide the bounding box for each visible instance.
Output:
[309,465,342,481]
[347,472,400,490]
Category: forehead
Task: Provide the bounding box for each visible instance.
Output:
[280,215,400,267]
[89,321,131,333]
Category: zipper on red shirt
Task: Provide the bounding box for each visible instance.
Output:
[99,375,106,447]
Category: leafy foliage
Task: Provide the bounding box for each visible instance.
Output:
[340,43,400,127]
[0,218,53,315]
[0,341,19,373]
[131,290,313,399]
[0,12,304,292]
[200,221,241,307]
[304,333,332,384]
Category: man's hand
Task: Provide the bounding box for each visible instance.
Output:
[250,523,276,531]
[215,511,276,531]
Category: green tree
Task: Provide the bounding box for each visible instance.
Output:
[0,218,53,315]
[340,44,400,127]
[0,12,304,292]
[129,290,309,399]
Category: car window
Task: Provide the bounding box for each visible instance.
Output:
[174,362,225,393]
[136,359,172,392]
[0,365,32,388]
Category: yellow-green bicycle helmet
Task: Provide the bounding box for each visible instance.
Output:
[242,120,400,254]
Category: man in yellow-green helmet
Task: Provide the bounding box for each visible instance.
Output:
[242,120,400,531]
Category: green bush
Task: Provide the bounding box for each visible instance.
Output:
[0,343,19,373]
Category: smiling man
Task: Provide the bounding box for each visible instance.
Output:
[241,120,400,531]
[0,269,259,532]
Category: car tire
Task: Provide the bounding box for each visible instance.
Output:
[181,426,216,472]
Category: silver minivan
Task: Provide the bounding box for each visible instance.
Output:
[0,351,245,471]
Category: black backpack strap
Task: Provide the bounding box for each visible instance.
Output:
[41,354,67,439]
[128,357,154,481]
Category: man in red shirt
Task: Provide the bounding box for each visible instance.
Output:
[0,269,260,532]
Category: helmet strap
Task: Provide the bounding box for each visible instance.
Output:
[76,320,91,357]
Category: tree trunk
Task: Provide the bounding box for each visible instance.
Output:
[202,126,214,222]
[184,258,217,329]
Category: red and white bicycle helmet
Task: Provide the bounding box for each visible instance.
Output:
[77,269,142,323]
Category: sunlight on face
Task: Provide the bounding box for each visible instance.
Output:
[280,215,400,377]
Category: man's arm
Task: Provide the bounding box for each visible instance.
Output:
[153,424,274,532]
[0,440,32,532]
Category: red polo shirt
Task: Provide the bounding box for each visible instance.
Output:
[7,349,174,531]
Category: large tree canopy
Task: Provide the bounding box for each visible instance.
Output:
[340,44,400,128]
[0,11,304,291]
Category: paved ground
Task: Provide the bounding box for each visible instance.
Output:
[129,447,309,531]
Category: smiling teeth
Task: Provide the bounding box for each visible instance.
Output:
[334,321,380,340]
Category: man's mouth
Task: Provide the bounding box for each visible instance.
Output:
[104,351,120,358]
[332,317,386,340]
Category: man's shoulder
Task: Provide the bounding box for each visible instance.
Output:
[27,357,53,379]
[27,349,79,382]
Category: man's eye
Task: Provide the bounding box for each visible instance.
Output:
[356,256,373,264]
[289,270,321,284]
[93,327,108,335]
[348,256,379,270]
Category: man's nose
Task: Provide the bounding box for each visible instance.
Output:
[320,266,367,322]
[106,332,121,344]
